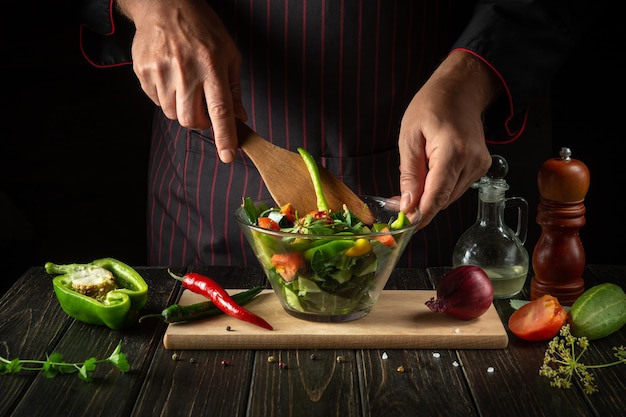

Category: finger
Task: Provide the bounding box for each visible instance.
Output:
[175,86,211,130]
[229,64,248,122]
[142,65,178,122]
[416,150,462,228]
[204,77,237,163]
[154,83,178,122]
[440,148,492,207]
[418,173,456,229]
[398,138,427,225]
[138,79,161,108]
[419,153,487,228]
[133,62,163,108]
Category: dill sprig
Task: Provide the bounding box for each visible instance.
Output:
[539,324,626,394]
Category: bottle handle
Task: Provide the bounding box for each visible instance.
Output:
[505,197,528,244]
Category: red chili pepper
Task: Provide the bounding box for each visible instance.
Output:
[168,270,273,330]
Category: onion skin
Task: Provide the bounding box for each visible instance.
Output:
[425,265,494,320]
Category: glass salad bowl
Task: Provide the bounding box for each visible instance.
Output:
[235,196,421,322]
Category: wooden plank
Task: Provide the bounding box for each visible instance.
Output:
[458,303,593,417]
[128,266,266,417]
[133,348,255,417]
[427,268,590,417]
[247,349,363,417]
[6,268,179,417]
[243,268,439,417]
[457,265,626,417]
[573,265,626,417]
[163,289,508,350]
[0,267,74,417]
[358,349,479,417]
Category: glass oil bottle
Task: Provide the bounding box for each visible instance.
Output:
[452,155,529,298]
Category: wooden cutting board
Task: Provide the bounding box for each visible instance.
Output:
[163,290,509,350]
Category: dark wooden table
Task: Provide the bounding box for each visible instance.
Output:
[1,265,624,417]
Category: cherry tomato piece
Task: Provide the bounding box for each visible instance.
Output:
[258,217,280,230]
[270,253,305,282]
[508,294,568,341]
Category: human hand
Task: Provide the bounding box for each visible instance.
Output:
[117,0,247,163]
[398,51,501,228]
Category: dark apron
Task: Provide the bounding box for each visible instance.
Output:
[146,0,477,268]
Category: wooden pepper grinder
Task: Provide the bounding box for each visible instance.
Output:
[530,147,590,305]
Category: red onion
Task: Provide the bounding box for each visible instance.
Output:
[425,265,494,320]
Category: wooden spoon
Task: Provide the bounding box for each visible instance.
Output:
[236,119,374,224]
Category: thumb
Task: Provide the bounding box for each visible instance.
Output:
[399,146,428,227]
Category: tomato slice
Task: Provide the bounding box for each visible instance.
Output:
[258,217,280,230]
[508,294,568,341]
[270,253,305,282]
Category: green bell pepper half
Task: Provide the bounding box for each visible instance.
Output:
[45,258,149,330]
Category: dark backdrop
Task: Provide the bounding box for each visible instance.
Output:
[1,10,153,293]
[1,7,623,295]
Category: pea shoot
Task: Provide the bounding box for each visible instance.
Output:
[0,342,130,382]
[539,324,626,394]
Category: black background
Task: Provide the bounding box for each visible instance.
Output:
[1,7,623,295]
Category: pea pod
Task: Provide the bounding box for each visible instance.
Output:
[45,258,149,330]
[568,283,626,340]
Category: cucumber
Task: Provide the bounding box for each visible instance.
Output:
[568,283,626,340]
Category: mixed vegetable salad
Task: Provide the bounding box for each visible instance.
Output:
[239,196,414,317]
[237,148,418,318]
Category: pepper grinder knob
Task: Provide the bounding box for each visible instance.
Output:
[537,147,590,203]
[530,147,590,305]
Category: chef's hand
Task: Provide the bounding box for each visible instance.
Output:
[117,0,246,163]
[398,50,501,229]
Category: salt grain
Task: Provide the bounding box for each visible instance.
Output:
[452,361,460,367]
[432,352,441,358]
[454,328,461,334]
[382,352,388,360]
[487,367,495,373]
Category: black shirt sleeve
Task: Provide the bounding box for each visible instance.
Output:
[78,0,134,67]
[452,0,605,141]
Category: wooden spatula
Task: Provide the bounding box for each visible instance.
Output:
[236,119,374,224]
